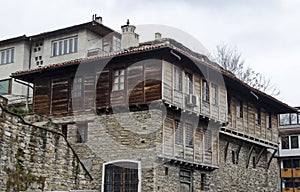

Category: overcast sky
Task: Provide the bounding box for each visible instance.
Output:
[1,0,299,106]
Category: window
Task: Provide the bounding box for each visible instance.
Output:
[76,123,88,143]
[211,84,218,105]
[103,161,139,192]
[180,169,192,192]
[279,113,300,125]
[174,67,181,91]
[291,136,299,149]
[279,114,290,125]
[0,79,12,94]
[0,48,14,64]
[282,136,290,149]
[202,80,209,102]
[72,76,83,98]
[185,123,194,148]
[266,113,272,129]
[175,120,183,145]
[185,72,193,95]
[113,69,125,91]
[255,108,261,125]
[204,129,212,151]
[291,113,298,124]
[236,100,243,118]
[52,36,78,56]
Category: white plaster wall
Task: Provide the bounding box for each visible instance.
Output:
[31,29,103,68]
[0,41,30,96]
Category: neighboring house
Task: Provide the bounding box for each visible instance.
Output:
[0,15,120,105]
[278,108,300,192]
[11,22,296,191]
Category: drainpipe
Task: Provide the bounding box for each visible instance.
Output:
[26,37,33,111]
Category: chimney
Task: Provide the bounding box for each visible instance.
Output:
[121,19,139,49]
[155,32,162,40]
[92,14,102,24]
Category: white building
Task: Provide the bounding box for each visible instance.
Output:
[0,15,120,105]
[278,108,300,192]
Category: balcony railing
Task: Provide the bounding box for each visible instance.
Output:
[282,188,300,192]
[281,168,293,177]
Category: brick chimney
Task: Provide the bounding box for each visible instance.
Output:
[121,19,139,49]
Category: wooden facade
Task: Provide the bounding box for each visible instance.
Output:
[12,42,296,173]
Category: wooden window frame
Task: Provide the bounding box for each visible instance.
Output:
[255,108,261,125]
[112,69,125,91]
[202,79,209,102]
[236,99,243,118]
[211,83,218,105]
[174,66,182,92]
[102,160,141,192]
[184,72,193,95]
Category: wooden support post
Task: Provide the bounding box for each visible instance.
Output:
[246,145,254,168]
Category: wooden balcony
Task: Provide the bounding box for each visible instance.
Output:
[281,168,293,177]
[293,168,300,177]
[282,188,292,192]
[294,188,300,192]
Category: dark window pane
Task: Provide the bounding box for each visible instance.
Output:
[53,42,57,56]
[74,37,78,52]
[282,136,290,149]
[63,39,68,54]
[291,136,299,149]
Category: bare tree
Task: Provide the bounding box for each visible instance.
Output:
[213,43,280,96]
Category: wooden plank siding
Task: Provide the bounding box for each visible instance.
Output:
[162,60,227,123]
[33,59,163,117]
[227,95,278,143]
[33,78,51,115]
[162,116,218,166]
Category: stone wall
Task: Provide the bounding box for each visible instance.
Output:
[52,109,164,191]
[0,102,94,191]
[210,134,279,192]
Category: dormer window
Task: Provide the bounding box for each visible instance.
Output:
[52,36,78,56]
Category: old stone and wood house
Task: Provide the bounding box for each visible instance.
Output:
[10,22,296,191]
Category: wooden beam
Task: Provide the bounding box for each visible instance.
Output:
[246,145,254,168]
[224,141,229,162]
[236,143,243,164]
[267,149,277,169]
[255,148,265,165]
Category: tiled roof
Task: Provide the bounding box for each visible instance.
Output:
[12,42,168,76]
[11,39,296,113]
